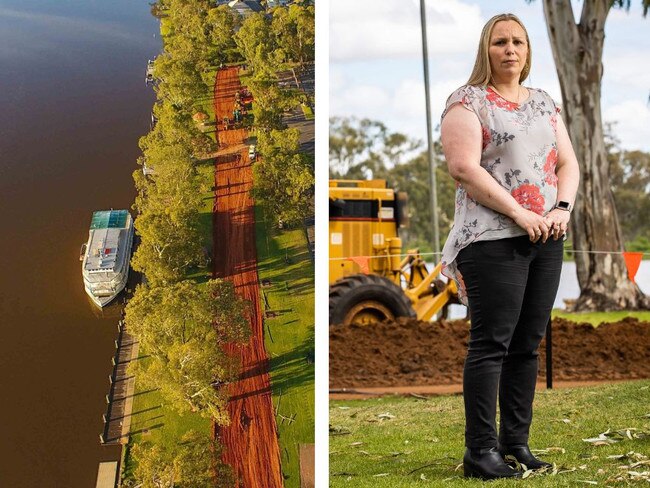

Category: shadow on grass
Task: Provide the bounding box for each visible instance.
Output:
[130,423,164,436]
[268,328,315,395]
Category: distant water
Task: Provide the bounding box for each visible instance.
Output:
[448,261,650,319]
[0,1,159,485]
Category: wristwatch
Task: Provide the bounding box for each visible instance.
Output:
[554,201,572,212]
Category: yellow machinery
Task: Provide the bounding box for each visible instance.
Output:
[329,179,458,325]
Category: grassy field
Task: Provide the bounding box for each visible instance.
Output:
[121,361,212,480]
[255,208,315,488]
[552,309,650,326]
[330,380,650,487]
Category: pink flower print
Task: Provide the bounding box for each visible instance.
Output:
[544,147,558,187]
[511,183,545,215]
[486,87,518,111]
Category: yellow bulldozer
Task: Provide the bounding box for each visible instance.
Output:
[329,179,459,325]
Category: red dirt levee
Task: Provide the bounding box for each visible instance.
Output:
[212,67,283,487]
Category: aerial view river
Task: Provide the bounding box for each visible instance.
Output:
[0,1,159,485]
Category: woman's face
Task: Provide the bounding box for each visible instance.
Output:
[488,20,528,82]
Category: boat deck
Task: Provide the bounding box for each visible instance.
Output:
[100,320,138,445]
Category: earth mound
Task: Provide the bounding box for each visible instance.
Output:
[329,317,650,388]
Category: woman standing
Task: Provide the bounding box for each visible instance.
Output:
[440,13,580,480]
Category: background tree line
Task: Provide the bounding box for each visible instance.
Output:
[151,0,315,227]
[330,116,650,254]
[233,5,315,227]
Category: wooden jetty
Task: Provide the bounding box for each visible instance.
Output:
[95,461,118,488]
[100,320,139,445]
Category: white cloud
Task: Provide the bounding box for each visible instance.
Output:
[603,53,650,91]
[329,82,391,120]
[330,0,484,62]
[330,73,470,144]
[604,100,650,151]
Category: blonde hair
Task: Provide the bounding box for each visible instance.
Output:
[467,13,532,86]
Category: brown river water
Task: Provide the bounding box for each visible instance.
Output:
[0,1,159,485]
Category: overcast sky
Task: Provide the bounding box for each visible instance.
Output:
[329,0,650,152]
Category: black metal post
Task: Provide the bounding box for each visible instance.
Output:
[545,317,553,389]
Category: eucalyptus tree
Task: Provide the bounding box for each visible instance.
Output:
[538,0,649,309]
[254,128,313,225]
[207,5,242,64]
[271,4,315,65]
[125,280,249,420]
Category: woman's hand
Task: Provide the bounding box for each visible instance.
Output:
[543,208,571,241]
[513,207,551,243]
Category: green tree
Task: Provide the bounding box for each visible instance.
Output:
[126,280,249,420]
[246,78,299,131]
[141,100,216,161]
[609,146,650,248]
[130,210,204,285]
[126,280,249,355]
[206,5,242,64]
[271,4,315,65]
[234,12,278,77]
[254,128,313,226]
[130,443,175,487]
[133,338,232,422]
[329,117,422,179]
[537,0,650,309]
[153,54,207,108]
[385,149,456,252]
[129,431,229,487]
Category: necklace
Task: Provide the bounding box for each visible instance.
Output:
[489,84,523,104]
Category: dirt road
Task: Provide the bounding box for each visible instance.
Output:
[212,66,283,488]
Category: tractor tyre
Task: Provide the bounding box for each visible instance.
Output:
[329,274,416,326]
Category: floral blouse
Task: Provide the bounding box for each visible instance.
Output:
[440,84,561,305]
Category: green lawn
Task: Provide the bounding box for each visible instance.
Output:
[330,380,650,486]
[121,359,211,481]
[255,208,315,488]
[552,309,650,326]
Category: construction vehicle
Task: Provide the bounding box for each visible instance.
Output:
[329,179,459,326]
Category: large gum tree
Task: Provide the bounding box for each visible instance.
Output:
[540,0,650,310]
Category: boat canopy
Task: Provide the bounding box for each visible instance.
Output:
[90,209,129,230]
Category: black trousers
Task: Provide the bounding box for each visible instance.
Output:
[456,235,563,449]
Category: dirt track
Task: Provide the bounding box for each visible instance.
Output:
[212,67,283,488]
[330,317,650,391]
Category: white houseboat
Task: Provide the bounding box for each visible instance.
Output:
[81,209,134,308]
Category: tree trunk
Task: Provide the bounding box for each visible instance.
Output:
[542,0,649,310]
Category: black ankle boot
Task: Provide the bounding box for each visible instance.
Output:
[498,444,552,470]
[463,447,522,480]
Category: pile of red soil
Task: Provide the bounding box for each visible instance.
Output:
[330,317,650,388]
